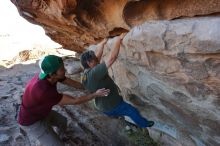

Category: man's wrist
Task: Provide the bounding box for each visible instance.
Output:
[91,93,97,98]
[101,42,106,46]
[59,76,67,82]
[90,92,95,97]
[118,36,123,41]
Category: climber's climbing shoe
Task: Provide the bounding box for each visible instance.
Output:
[146,121,154,127]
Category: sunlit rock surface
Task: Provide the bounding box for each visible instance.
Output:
[96,17,219,146]
[0,56,156,146]
[10,0,220,145]
[11,0,220,52]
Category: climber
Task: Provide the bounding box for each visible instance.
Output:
[18,55,110,146]
[80,33,154,128]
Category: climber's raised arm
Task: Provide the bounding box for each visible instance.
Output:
[105,33,126,68]
[95,38,108,62]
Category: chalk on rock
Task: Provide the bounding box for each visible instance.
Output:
[0,134,10,144]
[152,121,177,139]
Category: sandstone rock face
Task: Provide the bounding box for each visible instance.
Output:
[11,0,220,146]
[97,17,219,146]
[0,56,155,146]
[11,0,220,52]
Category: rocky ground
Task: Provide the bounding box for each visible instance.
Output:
[0,50,157,146]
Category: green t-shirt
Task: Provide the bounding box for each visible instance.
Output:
[81,62,123,112]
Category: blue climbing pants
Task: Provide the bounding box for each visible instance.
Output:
[103,101,149,128]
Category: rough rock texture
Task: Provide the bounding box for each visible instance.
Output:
[94,17,219,146]
[11,0,220,52]
[0,56,156,146]
[10,0,220,146]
